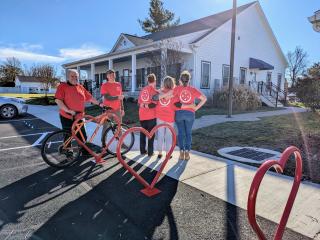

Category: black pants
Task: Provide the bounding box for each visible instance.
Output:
[140,118,156,155]
[60,115,87,142]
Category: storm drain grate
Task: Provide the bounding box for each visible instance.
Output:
[226,148,275,162]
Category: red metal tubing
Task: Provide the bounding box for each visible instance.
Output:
[247,146,303,240]
[116,123,177,191]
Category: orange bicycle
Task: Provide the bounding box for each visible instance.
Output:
[41,108,135,168]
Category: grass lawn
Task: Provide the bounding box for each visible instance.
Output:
[0,93,55,99]
[192,111,320,183]
[85,101,140,127]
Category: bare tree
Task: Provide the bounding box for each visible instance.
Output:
[27,64,59,97]
[287,46,308,87]
[0,57,23,86]
[145,39,189,84]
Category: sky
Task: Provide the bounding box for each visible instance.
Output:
[0,0,319,77]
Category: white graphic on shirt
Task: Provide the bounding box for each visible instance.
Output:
[141,89,150,102]
[179,89,192,103]
[159,97,171,106]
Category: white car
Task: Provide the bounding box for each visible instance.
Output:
[0,97,28,119]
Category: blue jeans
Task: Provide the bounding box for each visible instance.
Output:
[175,110,195,151]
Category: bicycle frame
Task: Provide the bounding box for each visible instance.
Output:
[62,110,121,164]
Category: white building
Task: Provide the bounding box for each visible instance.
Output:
[15,76,56,93]
[63,1,287,107]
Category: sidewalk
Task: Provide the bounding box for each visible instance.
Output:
[28,105,320,239]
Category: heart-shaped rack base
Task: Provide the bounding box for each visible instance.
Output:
[116,123,177,197]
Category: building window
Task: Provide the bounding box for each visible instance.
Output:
[222,64,230,86]
[277,73,282,90]
[266,72,272,89]
[239,67,247,84]
[201,61,211,89]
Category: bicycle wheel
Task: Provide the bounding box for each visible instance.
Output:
[41,130,81,168]
[102,123,135,155]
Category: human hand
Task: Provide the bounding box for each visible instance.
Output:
[121,110,125,116]
[118,95,124,100]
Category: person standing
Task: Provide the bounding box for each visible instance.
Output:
[100,69,125,147]
[138,74,158,156]
[174,70,207,160]
[154,76,177,159]
[55,69,100,152]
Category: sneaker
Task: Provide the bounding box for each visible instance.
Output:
[179,150,185,160]
[185,151,190,161]
[147,152,154,157]
[157,153,163,159]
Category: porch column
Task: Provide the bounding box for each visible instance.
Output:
[108,59,113,70]
[65,68,69,81]
[76,66,81,80]
[160,48,167,82]
[90,63,95,89]
[131,54,136,92]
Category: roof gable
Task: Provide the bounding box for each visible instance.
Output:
[143,1,257,42]
[110,33,153,53]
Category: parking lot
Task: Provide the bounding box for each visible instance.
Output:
[0,114,308,240]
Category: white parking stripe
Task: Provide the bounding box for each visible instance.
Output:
[0,145,39,152]
[0,132,53,140]
[0,118,38,123]
[32,132,50,146]
[0,132,51,152]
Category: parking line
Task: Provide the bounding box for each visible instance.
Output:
[0,132,53,140]
[0,132,51,152]
[0,118,38,123]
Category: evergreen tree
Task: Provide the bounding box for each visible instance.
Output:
[138,0,180,33]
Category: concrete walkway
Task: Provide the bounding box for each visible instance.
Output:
[193,107,307,130]
[27,105,320,239]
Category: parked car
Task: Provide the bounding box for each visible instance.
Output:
[0,97,28,119]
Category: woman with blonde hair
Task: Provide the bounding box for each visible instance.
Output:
[154,76,176,159]
[174,70,207,160]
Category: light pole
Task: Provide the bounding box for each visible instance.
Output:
[227,0,237,118]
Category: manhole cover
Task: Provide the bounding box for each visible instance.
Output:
[218,147,281,164]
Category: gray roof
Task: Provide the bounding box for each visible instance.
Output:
[143,1,257,42]
[123,34,153,46]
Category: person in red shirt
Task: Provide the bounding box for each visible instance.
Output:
[138,73,158,156]
[154,76,176,159]
[55,69,100,151]
[100,69,124,147]
[174,70,207,160]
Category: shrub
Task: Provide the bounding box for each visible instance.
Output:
[26,96,56,105]
[212,85,261,111]
[295,76,320,112]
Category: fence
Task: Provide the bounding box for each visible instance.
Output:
[0,87,56,94]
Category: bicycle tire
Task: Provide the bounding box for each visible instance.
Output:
[101,123,135,155]
[41,130,81,168]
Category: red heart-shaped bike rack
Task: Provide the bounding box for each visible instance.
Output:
[71,111,121,164]
[116,123,176,197]
[247,146,303,240]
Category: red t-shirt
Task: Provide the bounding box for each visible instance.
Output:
[100,81,122,110]
[173,85,202,112]
[138,85,158,121]
[156,89,176,123]
[55,82,92,119]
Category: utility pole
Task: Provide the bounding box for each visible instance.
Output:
[227,0,237,118]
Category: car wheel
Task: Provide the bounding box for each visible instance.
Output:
[0,104,18,119]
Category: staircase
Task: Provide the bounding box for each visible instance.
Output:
[248,81,286,107]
